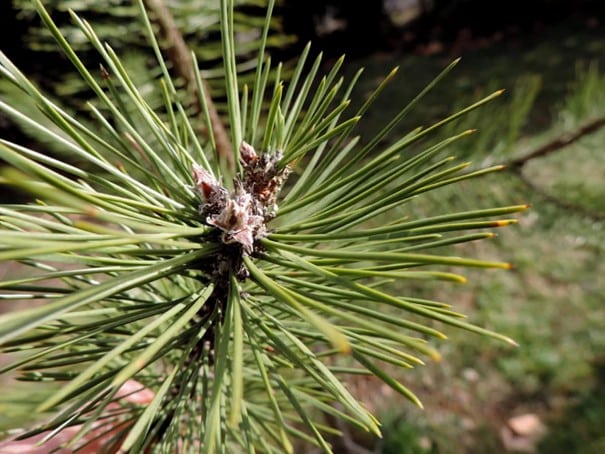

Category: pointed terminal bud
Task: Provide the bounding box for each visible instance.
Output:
[100,64,110,80]
[192,164,219,200]
[239,141,258,165]
[206,194,265,254]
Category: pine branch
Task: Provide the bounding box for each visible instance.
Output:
[143,0,235,172]
[0,1,529,450]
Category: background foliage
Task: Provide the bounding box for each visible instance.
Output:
[341,16,605,452]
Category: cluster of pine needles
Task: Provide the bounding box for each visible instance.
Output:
[0,0,526,452]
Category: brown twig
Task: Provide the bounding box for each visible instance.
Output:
[505,117,605,220]
[512,166,605,221]
[508,116,605,169]
[143,0,235,172]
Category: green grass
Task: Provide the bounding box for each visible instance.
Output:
[539,361,605,454]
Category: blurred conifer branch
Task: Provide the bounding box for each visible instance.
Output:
[143,0,234,171]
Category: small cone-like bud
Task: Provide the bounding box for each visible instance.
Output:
[193,145,289,255]
[240,141,258,165]
[192,164,219,200]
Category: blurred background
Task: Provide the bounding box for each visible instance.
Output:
[286,2,605,453]
[1,1,604,452]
